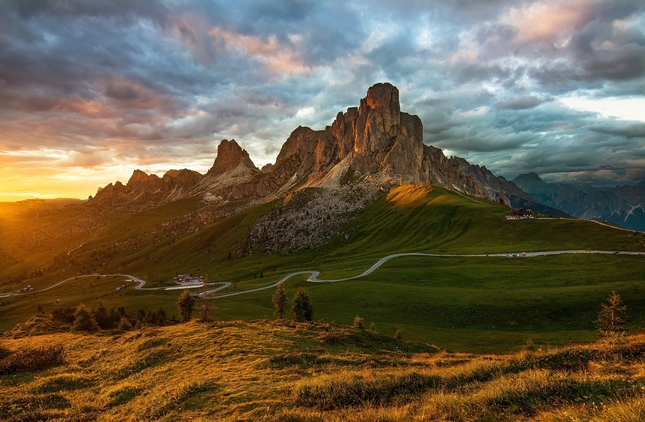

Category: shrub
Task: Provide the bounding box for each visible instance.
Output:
[353,315,365,330]
[0,345,65,375]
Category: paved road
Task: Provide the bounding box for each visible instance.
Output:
[204,249,645,298]
[0,273,230,298]
[2,249,643,299]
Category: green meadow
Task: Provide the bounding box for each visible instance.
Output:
[1,185,644,353]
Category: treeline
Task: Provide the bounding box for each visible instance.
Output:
[51,302,177,332]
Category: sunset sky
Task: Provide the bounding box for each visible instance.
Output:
[1,0,644,201]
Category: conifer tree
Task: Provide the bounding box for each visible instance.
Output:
[177,290,196,323]
[291,288,314,322]
[118,317,132,331]
[72,304,99,332]
[596,290,627,341]
[199,297,216,323]
[93,302,112,329]
[272,284,287,319]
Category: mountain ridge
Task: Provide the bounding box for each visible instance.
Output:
[89,82,557,216]
[513,172,645,231]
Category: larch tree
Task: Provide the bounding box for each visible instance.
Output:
[177,289,196,323]
[595,290,627,341]
[272,284,287,319]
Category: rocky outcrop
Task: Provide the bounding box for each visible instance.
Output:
[194,139,261,201]
[205,139,259,178]
[90,169,203,208]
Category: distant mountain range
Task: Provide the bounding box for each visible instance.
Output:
[513,173,645,231]
[89,82,565,217]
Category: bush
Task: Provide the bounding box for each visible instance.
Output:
[0,345,65,375]
[353,315,365,330]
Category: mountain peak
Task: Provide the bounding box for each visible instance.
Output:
[514,172,543,183]
[207,139,258,177]
[365,82,400,115]
[127,169,160,186]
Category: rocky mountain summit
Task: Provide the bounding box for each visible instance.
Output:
[91,82,556,216]
[90,168,202,208]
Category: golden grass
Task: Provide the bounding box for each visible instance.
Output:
[2,321,645,421]
[385,184,434,208]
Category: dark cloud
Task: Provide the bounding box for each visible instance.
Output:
[495,96,551,110]
[0,0,644,196]
[593,123,645,139]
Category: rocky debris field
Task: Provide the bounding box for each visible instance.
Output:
[246,184,382,254]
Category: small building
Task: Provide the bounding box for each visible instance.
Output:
[173,273,204,285]
[505,209,535,220]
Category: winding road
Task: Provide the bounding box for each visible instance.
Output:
[2,249,643,300]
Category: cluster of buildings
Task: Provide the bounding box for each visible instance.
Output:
[17,284,33,292]
[115,284,127,292]
[505,209,535,220]
[173,274,204,285]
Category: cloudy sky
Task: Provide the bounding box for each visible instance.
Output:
[1,0,644,201]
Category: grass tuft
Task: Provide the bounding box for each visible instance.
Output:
[0,345,64,375]
[31,374,94,393]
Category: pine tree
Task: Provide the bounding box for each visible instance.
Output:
[177,290,196,323]
[199,297,216,323]
[272,284,287,319]
[118,317,132,331]
[72,304,99,332]
[157,307,167,325]
[595,291,627,341]
[291,288,313,322]
[93,302,112,329]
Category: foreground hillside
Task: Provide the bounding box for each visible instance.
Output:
[2,320,645,421]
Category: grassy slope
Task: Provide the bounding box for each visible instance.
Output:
[2,321,645,421]
[2,185,644,352]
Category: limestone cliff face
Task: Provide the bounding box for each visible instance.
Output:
[261,82,509,204]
